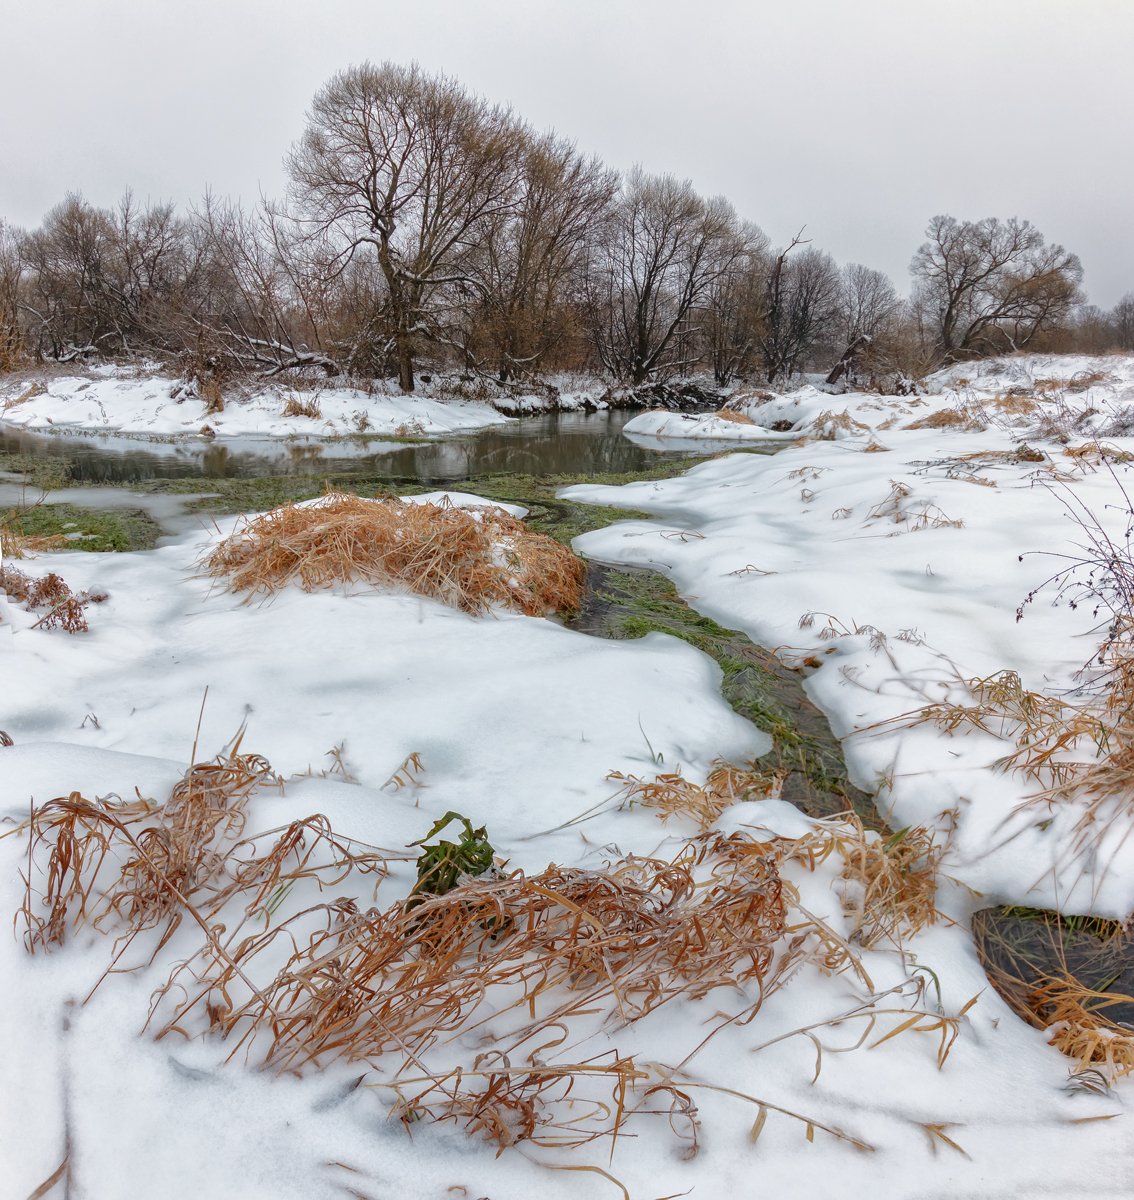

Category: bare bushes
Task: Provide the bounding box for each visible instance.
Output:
[204,493,586,615]
[0,565,106,632]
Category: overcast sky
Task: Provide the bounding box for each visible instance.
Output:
[2,0,1130,304]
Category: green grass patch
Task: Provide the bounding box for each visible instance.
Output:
[3,503,160,552]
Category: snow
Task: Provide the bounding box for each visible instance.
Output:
[4,356,1134,1198]
[571,357,1134,916]
[0,370,513,440]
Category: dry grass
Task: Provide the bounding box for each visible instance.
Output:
[975,926,1134,1081]
[1063,442,1134,468]
[988,393,1039,417]
[608,760,786,831]
[282,395,322,420]
[15,736,981,1161]
[199,376,225,415]
[1,526,67,558]
[1036,372,1111,395]
[904,402,989,432]
[712,408,755,426]
[1,381,47,411]
[204,493,586,616]
[810,410,871,440]
[0,565,106,632]
[781,813,943,949]
[866,481,963,531]
[1031,975,1134,1078]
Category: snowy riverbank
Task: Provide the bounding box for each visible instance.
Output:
[3,356,1134,1198]
[1,369,515,439]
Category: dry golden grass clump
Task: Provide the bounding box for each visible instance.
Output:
[0,565,106,632]
[282,394,322,420]
[781,813,943,949]
[1029,975,1134,1079]
[199,376,225,415]
[973,915,1134,1081]
[204,493,586,616]
[1036,372,1111,395]
[712,407,756,426]
[988,393,1039,417]
[609,759,786,831]
[1,381,46,411]
[1,524,66,558]
[904,402,988,431]
[810,409,871,440]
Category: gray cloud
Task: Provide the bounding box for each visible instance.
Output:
[2,0,1130,303]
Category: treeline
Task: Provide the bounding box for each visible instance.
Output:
[1,62,1130,392]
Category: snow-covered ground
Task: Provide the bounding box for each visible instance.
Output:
[1,369,514,439]
[624,353,1134,448]
[4,356,1134,1198]
[574,355,1134,916]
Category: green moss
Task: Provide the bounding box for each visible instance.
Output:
[2,502,160,552]
[567,564,874,824]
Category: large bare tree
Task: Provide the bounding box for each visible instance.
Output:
[911,214,1082,360]
[464,132,617,383]
[585,168,752,384]
[759,235,841,383]
[286,61,523,391]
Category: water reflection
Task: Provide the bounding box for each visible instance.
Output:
[0,411,700,484]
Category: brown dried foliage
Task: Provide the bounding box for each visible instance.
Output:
[199,376,225,415]
[0,565,107,632]
[780,813,943,949]
[712,408,755,426]
[810,410,871,440]
[608,760,786,831]
[204,493,586,615]
[282,395,322,420]
[18,737,974,1157]
[904,402,988,432]
[20,734,280,951]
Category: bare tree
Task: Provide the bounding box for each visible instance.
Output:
[464,132,617,383]
[703,222,769,385]
[191,195,341,376]
[19,194,116,359]
[1113,293,1134,352]
[826,263,900,386]
[0,222,24,369]
[286,61,524,391]
[760,234,841,383]
[585,168,749,384]
[911,214,1082,361]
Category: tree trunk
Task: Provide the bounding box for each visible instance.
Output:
[397,333,415,392]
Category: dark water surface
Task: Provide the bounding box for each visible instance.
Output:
[0,411,699,485]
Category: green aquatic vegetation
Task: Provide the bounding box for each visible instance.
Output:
[3,503,160,552]
[572,566,874,823]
